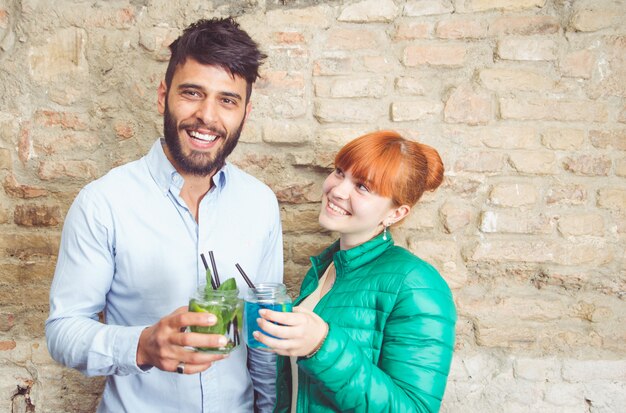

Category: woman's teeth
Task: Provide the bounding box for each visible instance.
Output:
[189,130,217,142]
[328,201,349,215]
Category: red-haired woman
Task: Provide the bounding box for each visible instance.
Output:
[254,131,457,412]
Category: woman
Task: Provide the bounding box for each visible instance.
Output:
[254,131,456,412]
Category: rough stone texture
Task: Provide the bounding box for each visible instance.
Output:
[0,1,625,413]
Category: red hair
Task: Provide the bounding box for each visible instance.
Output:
[334,130,444,206]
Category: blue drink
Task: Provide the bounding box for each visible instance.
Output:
[244,283,292,350]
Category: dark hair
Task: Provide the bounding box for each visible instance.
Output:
[165,18,266,101]
[335,130,444,207]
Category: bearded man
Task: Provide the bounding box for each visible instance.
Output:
[46,18,282,413]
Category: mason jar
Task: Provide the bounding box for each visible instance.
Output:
[244,283,293,349]
[188,286,243,354]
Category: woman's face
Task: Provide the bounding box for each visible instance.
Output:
[319,167,399,250]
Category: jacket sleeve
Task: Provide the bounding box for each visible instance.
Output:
[45,188,149,377]
[298,264,456,412]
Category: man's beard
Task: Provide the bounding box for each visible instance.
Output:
[163,101,245,176]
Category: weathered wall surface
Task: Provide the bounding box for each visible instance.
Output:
[0,0,624,412]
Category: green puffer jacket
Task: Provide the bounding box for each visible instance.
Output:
[274,233,456,413]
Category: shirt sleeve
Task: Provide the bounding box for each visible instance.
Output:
[45,188,149,377]
[297,266,457,412]
[247,194,283,412]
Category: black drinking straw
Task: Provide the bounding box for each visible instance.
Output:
[235,263,256,289]
[200,253,217,290]
[208,251,221,287]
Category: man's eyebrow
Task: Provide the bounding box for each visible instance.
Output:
[176,83,242,101]
[220,91,243,101]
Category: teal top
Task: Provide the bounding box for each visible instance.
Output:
[275,233,457,412]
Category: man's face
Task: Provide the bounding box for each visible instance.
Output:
[158,59,251,176]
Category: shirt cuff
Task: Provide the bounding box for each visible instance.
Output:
[114,325,152,375]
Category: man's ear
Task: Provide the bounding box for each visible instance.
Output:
[157,80,167,115]
[243,100,252,124]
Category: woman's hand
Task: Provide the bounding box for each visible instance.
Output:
[253,306,328,357]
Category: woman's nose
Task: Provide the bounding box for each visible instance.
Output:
[330,179,352,199]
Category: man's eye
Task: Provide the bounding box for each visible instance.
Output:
[182,90,200,97]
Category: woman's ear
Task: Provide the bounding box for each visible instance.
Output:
[386,205,411,226]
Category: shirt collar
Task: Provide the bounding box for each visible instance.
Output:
[145,138,229,195]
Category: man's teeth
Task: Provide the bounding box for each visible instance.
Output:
[189,130,217,142]
[328,201,349,215]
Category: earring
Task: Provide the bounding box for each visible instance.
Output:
[383,224,388,240]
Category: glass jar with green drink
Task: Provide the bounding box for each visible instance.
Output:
[188,278,243,354]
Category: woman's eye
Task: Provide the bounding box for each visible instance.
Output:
[357,183,370,192]
[334,168,344,177]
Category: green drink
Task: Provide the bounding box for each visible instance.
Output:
[188,278,243,354]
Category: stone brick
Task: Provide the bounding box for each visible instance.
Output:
[315,127,371,149]
[468,0,546,12]
[513,357,562,381]
[597,188,626,211]
[480,210,553,234]
[439,201,472,233]
[262,121,313,144]
[562,359,626,381]
[324,28,379,50]
[32,132,101,156]
[560,50,594,78]
[393,22,432,40]
[0,207,8,224]
[272,31,305,45]
[436,18,488,39]
[0,233,59,259]
[391,100,444,122]
[470,239,611,265]
[314,76,387,99]
[274,179,322,205]
[444,85,493,125]
[589,129,626,150]
[403,0,454,16]
[3,175,48,199]
[398,202,437,231]
[616,157,626,177]
[256,71,305,94]
[265,5,333,28]
[557,213,604,237]
[314,99,386,123]
[312,58,352,76]
[455,151,507,173]
[394,76,429,95]
[0,147,10,169]
[563,155,612,176]
[281,206,322,236]
[569,7,624,32]
[0,261,56,285]
[38,160,99,181]
[288,235,331,266]
[139,27,179,54]
[497,38,558,61]
[28,27,88,82]
[489,15,560,36]
[509,151,557,175]
[407,238,468,288]
[546,184,587,206]
[500,98,608,122]
[480,68,556,92]
[0,340,16,350]
[403,44,466,67]
[541,128,585,150]
[338,0,398,22]
[34,109,88,131]
[587,36,626,99]
[490,183,537,207]
[360,55,398,74]
[14,204,61,227]
[18,122,31,164]
[114,122,135,140]
[0,313,14,332]
[481,125,538,149]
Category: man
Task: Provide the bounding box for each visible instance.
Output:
[45,18,282,412]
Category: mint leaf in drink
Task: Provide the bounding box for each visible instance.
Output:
[218,277,237,291]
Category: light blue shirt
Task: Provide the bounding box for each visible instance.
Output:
[46,139,283,413]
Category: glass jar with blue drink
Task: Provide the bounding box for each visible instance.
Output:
[244,283,292,349]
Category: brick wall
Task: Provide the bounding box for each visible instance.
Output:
[1,1,624,412]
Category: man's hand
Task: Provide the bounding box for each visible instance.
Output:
[136,306,229,374]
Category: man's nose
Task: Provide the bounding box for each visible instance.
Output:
[196,99,218,125]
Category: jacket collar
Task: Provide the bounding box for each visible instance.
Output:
[310,232,395,279]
